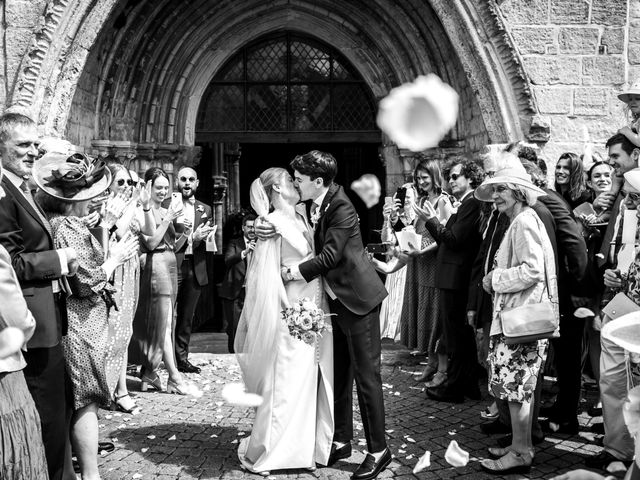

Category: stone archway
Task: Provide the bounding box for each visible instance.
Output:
[8,0,536,153]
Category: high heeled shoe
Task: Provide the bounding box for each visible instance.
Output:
[166,379,202,396]
[416,364,438,382]
[112,393,139,413]
[481,450,533,474]
[140,372,163,392]
[425,370,447,388]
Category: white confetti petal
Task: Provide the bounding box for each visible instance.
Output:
[221,383,263,407]
[406,437,416,443]
[398,449,406,454]
[141,448,148,453]
[406,454,414,460]
[147,435,156,440]
[413,451,431,474]
[168,435,176,441]
[444,440,469,467]
[132,474,143,479]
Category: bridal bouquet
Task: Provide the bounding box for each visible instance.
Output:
[281,298,331,345]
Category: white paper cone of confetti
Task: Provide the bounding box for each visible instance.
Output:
[444,440,469,467]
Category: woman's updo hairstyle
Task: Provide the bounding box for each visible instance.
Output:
[259,167,288,202]
[144,166,169,186]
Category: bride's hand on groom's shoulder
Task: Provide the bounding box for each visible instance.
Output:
[255,217,277,240]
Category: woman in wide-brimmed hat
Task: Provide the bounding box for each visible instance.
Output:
[34,152,139,480]
[474,161,558,474]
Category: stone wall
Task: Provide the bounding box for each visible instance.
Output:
[497,0,634,165]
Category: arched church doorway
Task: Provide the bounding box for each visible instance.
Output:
[194,32,385,238]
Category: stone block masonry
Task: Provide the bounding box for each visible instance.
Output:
[498,0,634,163]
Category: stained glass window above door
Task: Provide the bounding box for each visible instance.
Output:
[196,32,377,132]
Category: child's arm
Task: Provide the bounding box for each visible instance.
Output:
[620,126,640,148]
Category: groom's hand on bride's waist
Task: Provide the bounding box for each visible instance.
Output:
[255,218,277,240]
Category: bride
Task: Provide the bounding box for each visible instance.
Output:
[234,167,334,475]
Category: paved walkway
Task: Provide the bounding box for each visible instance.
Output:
[95,340,607,480]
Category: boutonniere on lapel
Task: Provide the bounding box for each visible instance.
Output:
[196,205,205,213]
[311,203,330,229]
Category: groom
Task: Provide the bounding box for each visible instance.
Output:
[281,150,391,479]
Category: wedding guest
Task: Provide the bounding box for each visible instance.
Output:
[554,152,591,210]
[415,159,484,403]
[474,161,557,474]
[588,134,640,472]
[129,167,199,396]
[618,80,640,148]
[0,113,76,480]
[174,167,214,373]
[0,161,49,480]
[220,213,256,353]
[33,153,139,479]
[400,161,452,384]
[106,164,155,413]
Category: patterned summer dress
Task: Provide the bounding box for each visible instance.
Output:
[51,216,118,410]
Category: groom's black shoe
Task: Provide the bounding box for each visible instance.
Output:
[177,360,201,374]
[352,448,392,480]
[327,443,352,466]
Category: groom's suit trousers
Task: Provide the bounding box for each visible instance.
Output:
[330,297,387,453]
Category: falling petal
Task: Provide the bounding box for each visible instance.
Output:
[141,448,148,453]
[413,451,431,474]
[444,440,469,467]
[222,383,263,407]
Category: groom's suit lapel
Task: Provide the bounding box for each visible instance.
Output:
[314,183,339,245]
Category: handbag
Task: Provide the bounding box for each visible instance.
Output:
[601,292,640,320]
[498,221,559,345]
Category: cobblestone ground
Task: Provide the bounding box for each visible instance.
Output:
[96,347,606,480]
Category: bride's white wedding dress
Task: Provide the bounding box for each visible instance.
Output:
[235,205,334,473]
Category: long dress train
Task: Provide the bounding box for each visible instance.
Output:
[236,209,334,472]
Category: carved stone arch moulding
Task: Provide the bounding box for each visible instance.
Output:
[9,0,536,148]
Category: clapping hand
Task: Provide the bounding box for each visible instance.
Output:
[138,180,152,210]
[101,190,132,228]
[404,241,422,258]
[593,191,615,212]
[412,201,437,220]
[109,231,139,265]
[81,211,101,228]
[193,222,215,242]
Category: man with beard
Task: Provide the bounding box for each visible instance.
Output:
[173,167,214,373]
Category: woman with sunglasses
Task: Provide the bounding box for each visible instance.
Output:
[106,164,155,413]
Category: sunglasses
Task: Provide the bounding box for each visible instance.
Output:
[491,185,509,194]
[116,179,137,187]
[628,192,640,202]
[449,173,464,181]
[180,176,196,182]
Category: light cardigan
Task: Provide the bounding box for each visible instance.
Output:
[490,207,559,337]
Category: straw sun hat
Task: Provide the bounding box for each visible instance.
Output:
[33,152,111,202]
[618,80,640,103]
[474,160,546,202]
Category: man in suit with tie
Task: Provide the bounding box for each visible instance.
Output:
[219,213,256,353]
[173,167,214,374]
[421,160,484,404]
[0,113,78,480]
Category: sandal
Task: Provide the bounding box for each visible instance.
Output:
[425,370,447,388]
[481,450,532,474]
[481,402,499,420]
[416,364,438,382]
[113,393,139,414]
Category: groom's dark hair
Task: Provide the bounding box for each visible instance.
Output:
[290,150,337,186]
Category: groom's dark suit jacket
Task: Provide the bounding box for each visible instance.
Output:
[299,183,387,315]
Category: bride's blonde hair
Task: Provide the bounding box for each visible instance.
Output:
[259,167,288,202]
